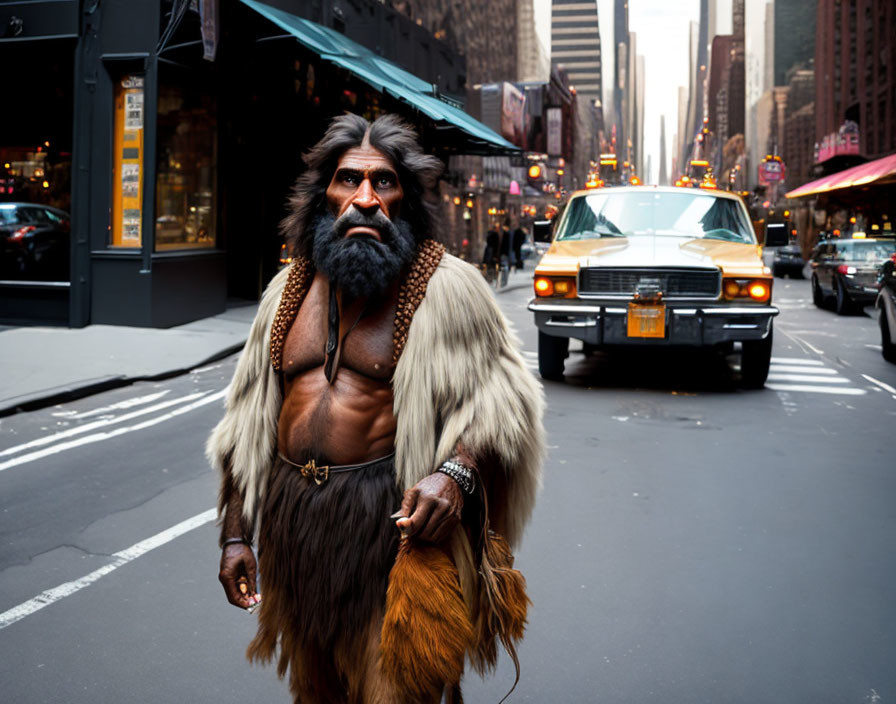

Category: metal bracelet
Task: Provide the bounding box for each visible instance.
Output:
[437,459,476,495]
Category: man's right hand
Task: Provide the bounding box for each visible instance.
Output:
[218,543,260,610]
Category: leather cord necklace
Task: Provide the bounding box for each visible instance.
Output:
[323,281,368,384]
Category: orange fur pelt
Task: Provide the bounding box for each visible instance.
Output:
[380,539,474,701]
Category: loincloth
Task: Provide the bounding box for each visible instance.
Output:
[251,452,402,660]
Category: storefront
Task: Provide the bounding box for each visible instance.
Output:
[1,0,513,328]
[0,1,78,323]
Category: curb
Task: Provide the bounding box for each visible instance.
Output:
[0,341,247,418]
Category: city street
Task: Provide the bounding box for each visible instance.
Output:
[1,275,895,703]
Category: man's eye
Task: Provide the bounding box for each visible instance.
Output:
[342,174,360,186]
[377,177,395,188]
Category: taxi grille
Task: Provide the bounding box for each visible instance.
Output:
[579,268,721,298]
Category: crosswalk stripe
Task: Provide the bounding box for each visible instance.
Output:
[768,365,838,375]
[766,384,866,396]
[767,374,850,384]
[770,357,824,366]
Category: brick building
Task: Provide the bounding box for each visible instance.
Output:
[815,0,896,159]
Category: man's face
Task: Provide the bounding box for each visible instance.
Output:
[325,145,404,241]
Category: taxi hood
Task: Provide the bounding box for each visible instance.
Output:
[537,235,767,277]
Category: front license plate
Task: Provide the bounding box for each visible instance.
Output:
[627,303,666,338]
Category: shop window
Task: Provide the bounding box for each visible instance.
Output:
[0,39,74,281]
[154,69,217,251]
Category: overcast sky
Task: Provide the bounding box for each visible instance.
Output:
[534,0,720,183]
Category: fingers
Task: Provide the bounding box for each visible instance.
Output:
[395,484,461,543]
[403,496,437,539]
[219,545,260,610]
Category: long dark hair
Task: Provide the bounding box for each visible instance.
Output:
[281,113,444,258]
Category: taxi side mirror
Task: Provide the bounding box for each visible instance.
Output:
[533,220,553,243]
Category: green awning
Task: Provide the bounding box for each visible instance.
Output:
[241,0,518,153]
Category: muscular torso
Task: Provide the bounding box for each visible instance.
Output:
[278,273,398,465]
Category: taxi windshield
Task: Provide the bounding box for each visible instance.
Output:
[558,190,756,244]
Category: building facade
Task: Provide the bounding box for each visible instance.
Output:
[392,0,519,87]
[815,0,896,160]
[0,0,506,327]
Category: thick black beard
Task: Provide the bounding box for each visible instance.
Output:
[311,209,417,300]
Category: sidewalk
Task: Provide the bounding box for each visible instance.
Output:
[0,268,533,417]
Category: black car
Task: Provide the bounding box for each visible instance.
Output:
[0,202,70,280]
[810,237,896,314]
[876,253,896,363]
[771,244,806,278]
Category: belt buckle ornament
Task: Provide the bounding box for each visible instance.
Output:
[300,459,329,485]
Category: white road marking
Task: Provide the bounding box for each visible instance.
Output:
[0,389,227,473]
[767,374,850,384]
[766,384,867,396]
[779,329,825,355]
[0,391,209,458]
[862,374,896,396]
[770,357,824,366]
[768,365,838,375]
[52,391,172,421]
[0,508,216,631]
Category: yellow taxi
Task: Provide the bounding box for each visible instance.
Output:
[529,186,778,387]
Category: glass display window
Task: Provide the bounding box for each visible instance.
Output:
[154,67,218,252]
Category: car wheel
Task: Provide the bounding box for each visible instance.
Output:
[834,279,852,315]
[741,323,773,389]
[881,310,896,364]
[772,264,781,278]
[538,331,568,380]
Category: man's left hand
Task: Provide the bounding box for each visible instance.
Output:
[395,472,463,543]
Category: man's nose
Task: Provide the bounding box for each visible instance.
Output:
[351,178,380,214]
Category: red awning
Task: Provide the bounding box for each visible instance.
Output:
[785,151,896,199]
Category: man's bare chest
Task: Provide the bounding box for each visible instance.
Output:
[280,276,397,382]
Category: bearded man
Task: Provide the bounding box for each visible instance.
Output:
[208,113,544,703]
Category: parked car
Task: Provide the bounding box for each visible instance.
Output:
[876,252,896,363]
[810,237,896,314]
[771,244,806,278]
[528,186,778,387]
[0,202,70,280]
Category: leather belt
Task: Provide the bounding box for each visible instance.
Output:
[278,452,395,485]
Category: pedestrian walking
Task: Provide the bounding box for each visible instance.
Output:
[209,113,544,703]
[512,223,526,271]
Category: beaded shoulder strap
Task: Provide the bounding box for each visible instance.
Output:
[270,257,314,372]
[392,239,446,366]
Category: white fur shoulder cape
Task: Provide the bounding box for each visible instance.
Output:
[206,252,544,547]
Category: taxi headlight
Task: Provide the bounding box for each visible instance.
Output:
[534,276,576,298]
[723,278,772,302]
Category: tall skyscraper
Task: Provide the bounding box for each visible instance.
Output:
[551,0,603,110]
[552,0,604,182]
[773,0,815,86]
[613,0,630,156]
[518,0,550,82]
[659,114,668,185]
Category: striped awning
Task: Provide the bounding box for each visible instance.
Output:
[785,152,896,199]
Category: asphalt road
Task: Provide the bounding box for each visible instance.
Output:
[1,272,894,703]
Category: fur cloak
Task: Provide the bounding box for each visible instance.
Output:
[206,252,544,547]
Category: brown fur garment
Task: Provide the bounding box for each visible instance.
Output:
[380,539,474,700]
